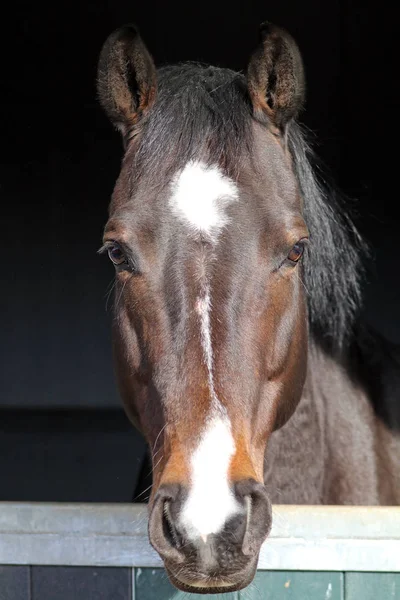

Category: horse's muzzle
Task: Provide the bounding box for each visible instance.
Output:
[148,478,272,593]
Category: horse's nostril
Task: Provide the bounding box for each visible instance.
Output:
[234,480,272,557]
[244,494,252,533]
[162,500,182,550]
[229,479,272,557]
[148,486,185,564]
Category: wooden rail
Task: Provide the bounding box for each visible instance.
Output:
[0,503,399,572]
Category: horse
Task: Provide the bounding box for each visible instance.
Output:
[96,21,400,594]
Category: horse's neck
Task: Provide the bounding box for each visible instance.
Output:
[264,342,399,505]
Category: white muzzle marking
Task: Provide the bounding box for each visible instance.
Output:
[179,416,240,541]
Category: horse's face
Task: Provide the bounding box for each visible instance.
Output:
[98,23,307,594]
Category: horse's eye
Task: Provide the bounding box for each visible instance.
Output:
[287,240,306,264]
[108,243,126,266]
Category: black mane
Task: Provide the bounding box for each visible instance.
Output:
[287,124,367,352]
[133,63,367,353]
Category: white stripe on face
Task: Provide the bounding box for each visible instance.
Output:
[179,416,241,541]
[170,160,241,541]
[196,287,217,403]
[169,160,238,237]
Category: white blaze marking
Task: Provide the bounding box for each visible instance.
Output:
[179,416,241,541]
[169,160,238,236]
[170,160,241,541]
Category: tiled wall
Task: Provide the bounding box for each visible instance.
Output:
[1,567,399,600]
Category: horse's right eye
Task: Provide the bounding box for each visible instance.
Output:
[108,243,126,266]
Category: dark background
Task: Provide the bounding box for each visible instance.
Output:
[0,1,398,500]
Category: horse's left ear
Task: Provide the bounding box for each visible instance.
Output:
[97,24,157,139]
[247,22,305,131]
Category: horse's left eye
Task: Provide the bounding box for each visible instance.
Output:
[287,240,306,264]
[108,243,126,266]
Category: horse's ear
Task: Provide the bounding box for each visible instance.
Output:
[97,24,156,139]
[247,22,305,130]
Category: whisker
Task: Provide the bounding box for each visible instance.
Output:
[115,274,132,307]
[132,482,154,502]
[105,279,116,312]
[151,453,164,475]
[152,423,167,457]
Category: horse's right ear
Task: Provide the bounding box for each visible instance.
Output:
[247,22,305,131]
[97,25,157,139]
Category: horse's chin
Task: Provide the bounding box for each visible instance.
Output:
[165,558,259,595]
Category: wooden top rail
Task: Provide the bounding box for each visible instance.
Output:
[0,503,399,571]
